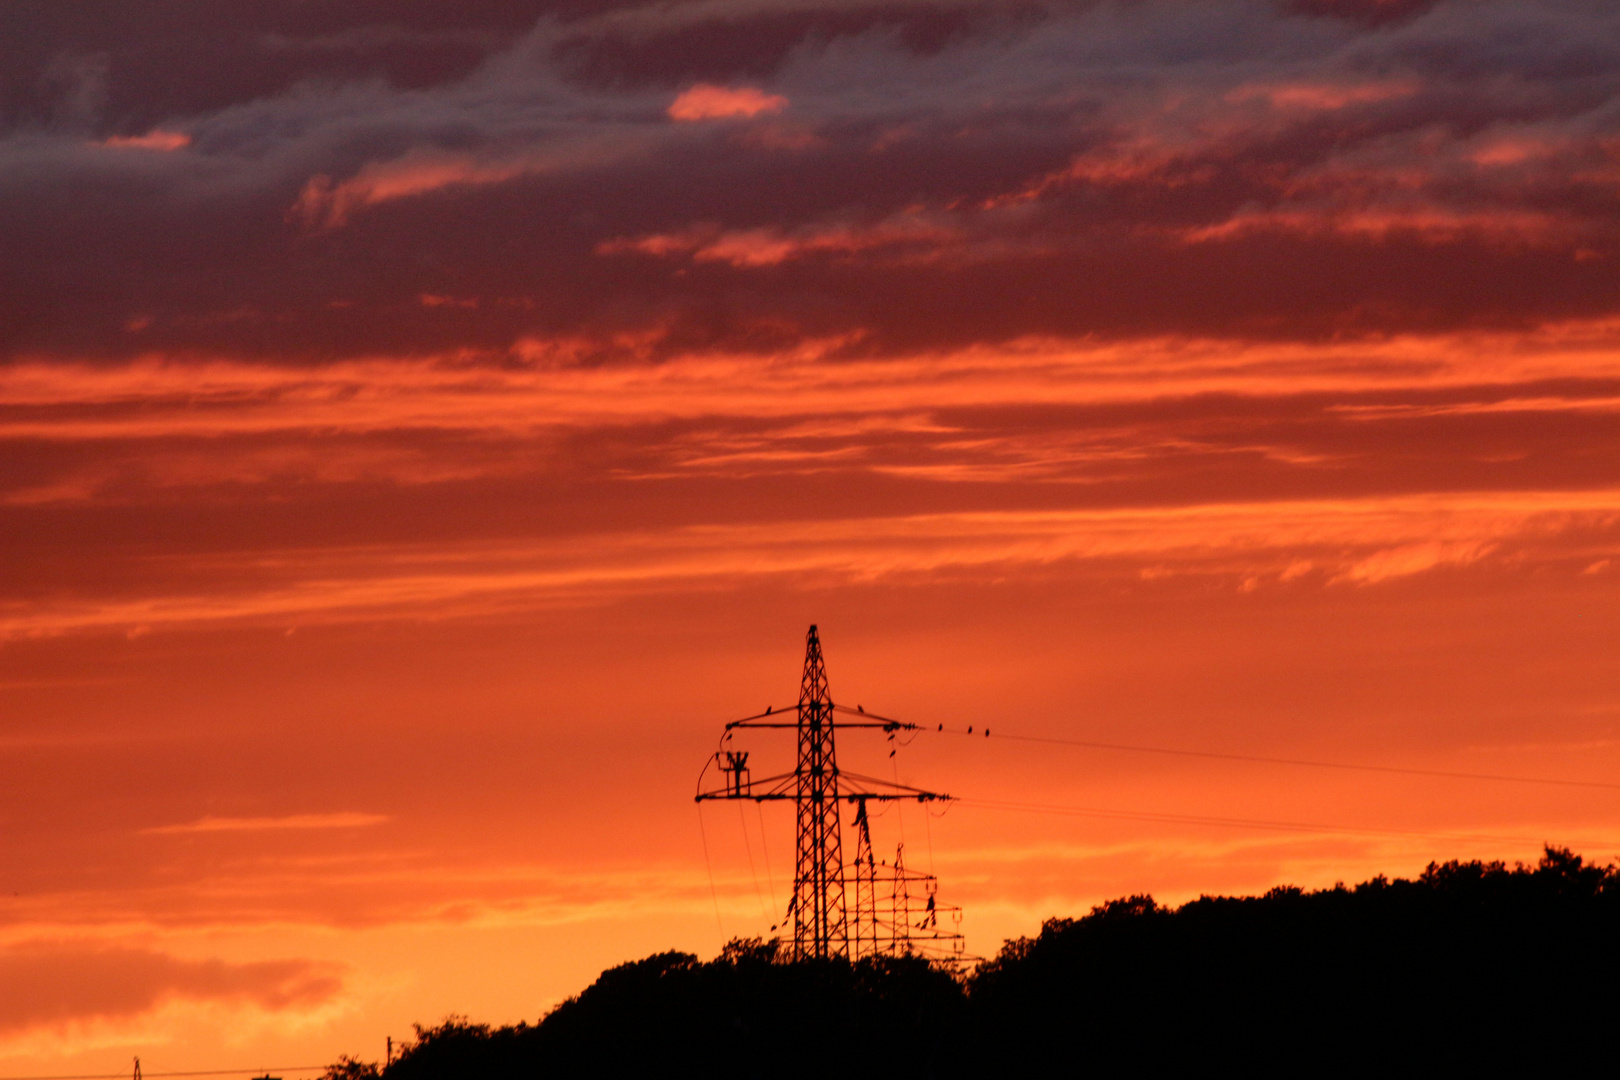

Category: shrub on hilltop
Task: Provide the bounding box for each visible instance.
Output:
[372,939,964,1080]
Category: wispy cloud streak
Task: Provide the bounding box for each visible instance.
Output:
[142,813,389,835]
[3,491,1617,639]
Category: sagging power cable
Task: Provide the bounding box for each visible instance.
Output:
[931,726,1620,791]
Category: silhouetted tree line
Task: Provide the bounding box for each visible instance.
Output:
[325,847,1620,1077]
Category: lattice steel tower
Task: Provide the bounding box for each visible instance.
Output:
[696,624,964,961]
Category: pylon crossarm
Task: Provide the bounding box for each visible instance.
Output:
[829,704,912,728]
[835,790,950,802]
[726,722,907,730]
[838,769,951,801]
[721,707,788,727]
[699,788,939,803]
[695,792,798,801]
[725,714,919,732]
[874,791,949,800]
[694,768,798,802]
[696,760,948,803]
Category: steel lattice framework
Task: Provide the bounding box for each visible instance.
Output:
[695,624,965,961]
[792,626,846,957]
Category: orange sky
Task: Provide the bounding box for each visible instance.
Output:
[5,0,1620,1072]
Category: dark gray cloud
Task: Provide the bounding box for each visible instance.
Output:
[2,0,1619,360]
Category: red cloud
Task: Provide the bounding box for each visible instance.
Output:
[98,130,190,152]
[1224,79,1421,111]
[597,211,959,266]
[290,154,530,229]
[668,84,787,121]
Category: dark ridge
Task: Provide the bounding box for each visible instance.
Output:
[323,846,1620,1077]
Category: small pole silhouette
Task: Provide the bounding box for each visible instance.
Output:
[132,1058,141,1080]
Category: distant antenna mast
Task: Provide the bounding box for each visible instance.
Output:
[696,624,962,961]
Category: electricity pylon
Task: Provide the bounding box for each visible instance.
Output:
[696,624,961,961]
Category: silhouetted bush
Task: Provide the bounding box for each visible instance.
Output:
[366,939,964,1079]
[381,1017,538,1080]
[318,1056,379,1080]
[333,848,1620,1077]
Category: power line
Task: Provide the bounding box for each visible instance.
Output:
[695,802,726,940]
[935,727,1620,791]
[754,800,779,917]
[737,799,771,924]
[959,796,1618,849]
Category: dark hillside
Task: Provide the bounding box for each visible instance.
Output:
[326,847,1620,1077]
[359,941,963,1080]
[967,846,1619,1071]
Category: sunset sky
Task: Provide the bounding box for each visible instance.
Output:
[5,0,1620,1071]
